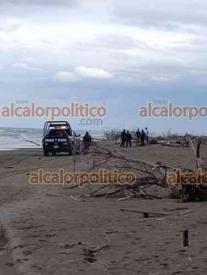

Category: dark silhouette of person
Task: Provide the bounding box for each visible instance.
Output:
[120,129,126,147]
[82,132,92,154]
[83,131,91,143]
[140,130,145,146]
[126,131,132,148]
[145,127,149,144]
[136,128,140,145]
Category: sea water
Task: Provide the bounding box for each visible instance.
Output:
[0,127,105,149]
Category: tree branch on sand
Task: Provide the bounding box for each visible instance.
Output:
[66,138,207,202]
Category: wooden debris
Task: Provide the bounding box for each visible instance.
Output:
[183,230,189,247]
[62,138,207,202]
[178,210,192,216]
[120,208,168,217]
[79,142,170,200]
[186,136,204,169]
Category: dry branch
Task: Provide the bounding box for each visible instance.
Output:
[120,208,168,216]
[186,136,204,169]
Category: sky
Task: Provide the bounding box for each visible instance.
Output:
[0,0,207,134]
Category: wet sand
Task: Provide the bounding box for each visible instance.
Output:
[0,142,207,274]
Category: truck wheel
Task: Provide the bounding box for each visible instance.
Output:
[44,149,49,157]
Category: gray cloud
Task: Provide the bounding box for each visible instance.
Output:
[111,0,207,27]
[0,0,207,133]
[0,0,76,6]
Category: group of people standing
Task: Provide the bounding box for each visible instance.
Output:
[120,130,133,147]
[135,128,149,146]
[120,128,149,148]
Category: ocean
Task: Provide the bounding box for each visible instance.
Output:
[0,127,105,150]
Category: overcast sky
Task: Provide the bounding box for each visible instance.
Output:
[0,0,207,134]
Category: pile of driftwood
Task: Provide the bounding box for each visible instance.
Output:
[79,143,169,200]
[68,136,207,202]
[154,135,207,202]
[98,136,207,202]
[179,136,207,202]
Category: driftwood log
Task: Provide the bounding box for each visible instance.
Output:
[181,136,207,202]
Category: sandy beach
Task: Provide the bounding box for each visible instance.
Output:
[1,0,207,274]
[0,141,207,275]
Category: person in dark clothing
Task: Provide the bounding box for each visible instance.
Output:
[82,131,92,154]
[83,131,92,143]
[140,129,145,146]
[126,131,132,148]
[145,127,149,144]
[136,128,140,145]
[120,129,126,147]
